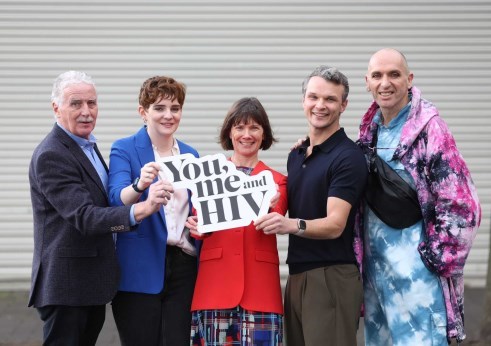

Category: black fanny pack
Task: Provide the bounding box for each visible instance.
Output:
[364,132,422,229]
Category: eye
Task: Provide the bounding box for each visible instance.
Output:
[171,106,181,113]
[70,100,82,108]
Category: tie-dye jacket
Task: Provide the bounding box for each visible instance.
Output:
[355,86,481,342]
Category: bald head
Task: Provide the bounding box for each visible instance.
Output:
[368,48,410,74]
[365,48,414,121]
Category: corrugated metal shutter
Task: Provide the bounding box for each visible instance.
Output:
[1,0,489,289]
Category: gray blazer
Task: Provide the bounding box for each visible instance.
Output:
[28,124,133,307]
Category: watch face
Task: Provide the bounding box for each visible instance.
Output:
[299,219,306,230]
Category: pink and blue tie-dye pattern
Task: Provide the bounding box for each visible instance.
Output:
[355,86,481,342]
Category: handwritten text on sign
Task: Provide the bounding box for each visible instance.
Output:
[158,153,276,233]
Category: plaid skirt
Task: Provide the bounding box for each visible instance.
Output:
[190,306,283,346]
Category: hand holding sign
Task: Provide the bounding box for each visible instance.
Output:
[158,153,277,233]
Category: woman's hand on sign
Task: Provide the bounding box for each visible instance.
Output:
[269,185,280,210]
[139,162,161,190]
[186,215,210,239]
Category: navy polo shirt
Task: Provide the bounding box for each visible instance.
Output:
[286,128,368,275]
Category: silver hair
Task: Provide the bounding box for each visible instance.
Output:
[301,65,349,102]
[51,70,96,106]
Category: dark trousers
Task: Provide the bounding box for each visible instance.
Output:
[112,245,198,346]
[37,304,105,346]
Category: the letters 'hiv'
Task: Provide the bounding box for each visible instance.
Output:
[158,153,277,233]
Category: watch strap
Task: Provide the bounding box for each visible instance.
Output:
[132,177,146,193]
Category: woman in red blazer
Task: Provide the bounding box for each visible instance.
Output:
[188,97,288,346]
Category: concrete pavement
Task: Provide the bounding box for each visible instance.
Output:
[0,287,486,345]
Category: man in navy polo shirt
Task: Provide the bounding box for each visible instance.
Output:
[255,65,368,346]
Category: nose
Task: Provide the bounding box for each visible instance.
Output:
[163,109,173,118]
[380,75,391,87]
[315,98,326,109]
[80,102,91,115]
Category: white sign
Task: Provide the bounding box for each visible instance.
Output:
[158,153,277,233]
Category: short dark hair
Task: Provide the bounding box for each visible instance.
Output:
[139,76,186,110]
[219,97,277,151]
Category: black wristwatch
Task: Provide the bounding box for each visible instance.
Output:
[296,219,306,236]
[131,177,146,193]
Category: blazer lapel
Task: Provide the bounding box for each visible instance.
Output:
[134,126,167,223]
[93,143,108,172]
[53,125,108,197]
[135,126,156,169]
[251,161,267,176]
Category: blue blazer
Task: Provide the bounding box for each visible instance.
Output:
[108,126,199,294]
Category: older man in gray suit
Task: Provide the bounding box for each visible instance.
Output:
[28,71,173,345]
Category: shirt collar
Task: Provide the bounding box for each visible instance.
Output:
[56,122,97,147]
[152,137,181,156]
[298,128,347,155]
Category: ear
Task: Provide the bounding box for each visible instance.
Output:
[407,72,414,88]
[340,99,348,114]
[52,101,60,119]
[365,75,370,92]
[138,105,147,121]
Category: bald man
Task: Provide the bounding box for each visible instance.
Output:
[356,48,480,344]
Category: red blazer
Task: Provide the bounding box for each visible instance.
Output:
[191,161,288,314]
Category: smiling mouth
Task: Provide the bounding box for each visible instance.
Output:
[239,141,255,146]
[379,91,393,97]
